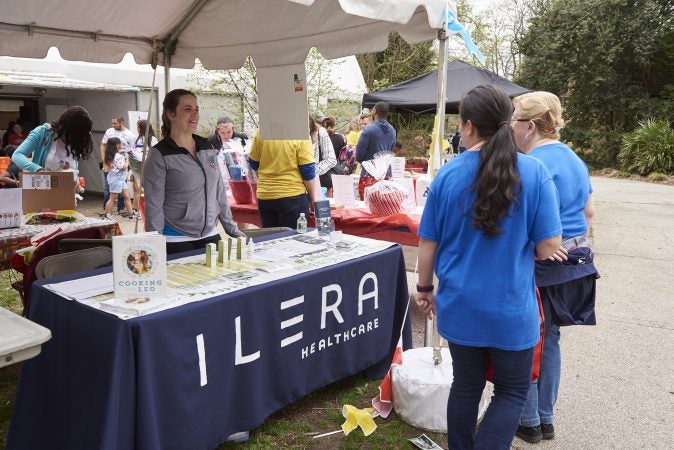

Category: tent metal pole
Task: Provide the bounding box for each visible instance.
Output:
[433,28,449,178]
[424,12,450,351]
[164,50,171,93]
[134,67,158,234]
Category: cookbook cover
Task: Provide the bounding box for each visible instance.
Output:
[112,232,167,301]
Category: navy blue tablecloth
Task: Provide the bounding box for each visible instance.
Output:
[7,244,411,450]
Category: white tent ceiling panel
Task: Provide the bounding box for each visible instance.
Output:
[0,0,452,69]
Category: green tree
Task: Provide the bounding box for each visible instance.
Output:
[188,49,354,130]
[356,33,436,91]
[515,0,674,167]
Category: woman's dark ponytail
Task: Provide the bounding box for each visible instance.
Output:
[460,85,521,236]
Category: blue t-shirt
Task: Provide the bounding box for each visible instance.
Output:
[418,151,561,350]
[529,142,592,239]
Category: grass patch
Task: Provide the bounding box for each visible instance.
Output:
[0,270,22,315]
[0,269,23,449]
[217,375,447,449]
[0,364,20,449]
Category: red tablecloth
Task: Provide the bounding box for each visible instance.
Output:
[2,218,122,272]
[140,193,421,247]
[229,196,420,247]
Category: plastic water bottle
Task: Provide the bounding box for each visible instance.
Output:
[296,213,307,234]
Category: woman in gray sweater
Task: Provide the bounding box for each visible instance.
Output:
[143,89,242,254]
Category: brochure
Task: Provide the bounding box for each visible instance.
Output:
[409,433,443,450]
[99,295,182,317]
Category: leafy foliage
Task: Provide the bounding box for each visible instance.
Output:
[619,119,674,175]
[455,0,537,78]
[515,0,674,168]
[356,33,436,91]
[189,50,353,131]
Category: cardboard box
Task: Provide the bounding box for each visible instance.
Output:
[20,171,76,213]
[0,188,22,229]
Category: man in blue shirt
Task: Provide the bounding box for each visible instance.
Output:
[355,101,396,199]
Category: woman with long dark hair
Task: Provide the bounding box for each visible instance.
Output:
[310,115,336,195]
[414,85,562,449]
[143,89,242,254]
[12,106,93,173]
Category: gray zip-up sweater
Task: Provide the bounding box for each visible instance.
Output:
[143,135,241,239]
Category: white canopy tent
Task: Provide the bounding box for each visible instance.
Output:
[1,0,456,158]
[0,0,450,70]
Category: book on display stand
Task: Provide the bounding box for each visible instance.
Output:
[100,232,172,316]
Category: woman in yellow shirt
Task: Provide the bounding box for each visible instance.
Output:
[248,131,322,228]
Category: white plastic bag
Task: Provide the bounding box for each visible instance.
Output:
[364,180,415,216]
[392,347,489,432]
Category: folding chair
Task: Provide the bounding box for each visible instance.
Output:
[15,226,108,314]
[57,238,113,254]
[35,247,113,280]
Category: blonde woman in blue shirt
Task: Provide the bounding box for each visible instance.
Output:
[512,91,598,444]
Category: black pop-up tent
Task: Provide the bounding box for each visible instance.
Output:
[362,60,530,114]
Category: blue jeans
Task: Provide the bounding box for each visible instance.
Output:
[257,194,309,229]
[447,343,534,450]
[520,323,561,426]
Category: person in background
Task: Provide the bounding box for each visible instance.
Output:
[313,111,328,127]
[310,115,337,197]
[0,145,19,188]
[345,118,361,147]
[2,145,20,181]
[208,116,248,151]
[7,122,27,146]
[393,140,403,155]
[143,89,242,254]
[358,108,373,130]
[451,131,461,153]
[208,117,247,185]
[0,169,19,188]
[129,119,158,219]
[2,121,16,147]
[355,101,396,200]
[415,85,562,450]
[325,116,346,155]
[12,106,93,189]
[248,124,322,229]
[100,117,135,212]
[102,137,133,220]
[512,91,598,444]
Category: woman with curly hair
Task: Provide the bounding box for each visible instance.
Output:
[12,106,93,173]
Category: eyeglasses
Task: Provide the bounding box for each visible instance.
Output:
[511,118,530,123]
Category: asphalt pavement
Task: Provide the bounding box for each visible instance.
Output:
[406,176,674,449]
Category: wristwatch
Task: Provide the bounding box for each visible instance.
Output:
[416,284,434,293]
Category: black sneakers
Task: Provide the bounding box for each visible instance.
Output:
[517,424,555,443]
[541,423,555,439]
[517,425,542,443]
